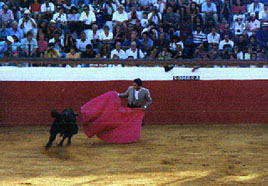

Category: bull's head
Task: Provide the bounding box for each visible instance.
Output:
[51,109,79,123]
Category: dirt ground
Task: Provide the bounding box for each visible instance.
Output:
[0,124,267,185]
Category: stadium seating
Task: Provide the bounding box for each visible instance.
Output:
[0,0,267,62]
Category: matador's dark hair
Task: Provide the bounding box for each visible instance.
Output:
[133,78,142,86]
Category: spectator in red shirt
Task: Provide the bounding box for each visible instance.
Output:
[232,0,246,14]
[37,33,47,57]
[30,0,41,19]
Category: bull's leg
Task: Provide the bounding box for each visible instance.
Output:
[58,135,67,147]
[67,136,73,146]
[45,133,57,149]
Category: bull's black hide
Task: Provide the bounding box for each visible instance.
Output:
[45,108,78,149]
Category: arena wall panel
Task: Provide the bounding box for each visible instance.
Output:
[1,67,268,125]
[1,80,268,126]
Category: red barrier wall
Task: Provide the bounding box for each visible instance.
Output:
[1,80,268,126]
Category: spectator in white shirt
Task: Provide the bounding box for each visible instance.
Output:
[148,7,162,25]
[247,0,264,14]
[192,26,207,46]
[141,12,149,28]
[259,6,268,21]
[0,4,14,27]
[41,0,55,20]
[149,0,158,5]
[192,0,206,5]
[79,5,96,28]
[20,31,38,57]
[112,6,129,26]
[68,6,80,22]
[233,46,244,60]
[207,27,220,44]
[52,6,67,25]
[41,0,55,13]
[99,25,114,44]
[154,0,166,14]
[138,0,151,10]
[233,14,246,22]
[219,34,234,50]
[111,41,126,59]
[125,41,145,59]
[201,0,218,23]
[84,24,101,49]
[18,9,37,37]
[246,13,261,36]
[170,40,184,52]
[84,24,100,40]
[0,1,5,10]
[232,16,246,36]
[76,32,91,52]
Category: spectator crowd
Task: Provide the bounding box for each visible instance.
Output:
[0,0,267,62]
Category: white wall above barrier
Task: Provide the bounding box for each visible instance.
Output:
[1,67,268,81]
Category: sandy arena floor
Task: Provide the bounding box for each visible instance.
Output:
[0,124,267,185]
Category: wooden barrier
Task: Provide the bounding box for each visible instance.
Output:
[1,80,268,126]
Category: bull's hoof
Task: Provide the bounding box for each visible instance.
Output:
[57,143,63,147]
[67,142,72,146]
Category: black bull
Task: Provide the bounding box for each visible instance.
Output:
[45,109,79,149]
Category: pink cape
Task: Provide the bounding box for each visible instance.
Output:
[81,91,145,143]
